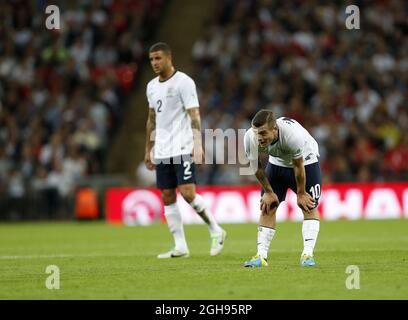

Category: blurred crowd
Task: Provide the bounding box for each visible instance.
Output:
[0,0,164,219]
[192,0,408,185]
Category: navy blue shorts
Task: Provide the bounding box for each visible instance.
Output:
[155,155,196,190]
[261,161,322,208]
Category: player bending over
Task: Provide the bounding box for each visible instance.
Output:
[144,42,226,258]
[243,109,321,267]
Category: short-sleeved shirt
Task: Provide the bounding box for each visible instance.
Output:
[146,71,199,159]
[244,117,320,168]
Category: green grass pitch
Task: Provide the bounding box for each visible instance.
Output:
[0,219,407,299]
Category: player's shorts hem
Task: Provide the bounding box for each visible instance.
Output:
[267,159,319,168]
[154,153,193,164]
[176,180,196,186]
[156,183,178,190]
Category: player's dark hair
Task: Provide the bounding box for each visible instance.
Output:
[251,109,276,128]
[149,42,172,55]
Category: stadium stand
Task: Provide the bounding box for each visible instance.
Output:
[0,0,165,220]
[192,0,408,185]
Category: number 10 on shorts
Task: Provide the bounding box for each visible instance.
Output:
[309,184,321,200]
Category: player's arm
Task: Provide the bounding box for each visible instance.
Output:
[187,107,203,164]
[254,158,279,214]
[144,108,156,170]
[244,131,279,214]
[254,159,273,193]
[292,157,315,211]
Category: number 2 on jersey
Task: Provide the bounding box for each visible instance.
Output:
[157,100,162,113]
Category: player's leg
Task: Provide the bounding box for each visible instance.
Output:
[253,204,278,264]
[299,207,320,267]
[178,184,223,233]
[178,182,226,256]
[244,164,285,267]
[156,160,189,258]
[159,188,189,257]
[244,204,279,268]
[298,162,322,267]
[176,155,226,256]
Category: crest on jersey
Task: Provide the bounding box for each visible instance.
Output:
[166,87,175,97]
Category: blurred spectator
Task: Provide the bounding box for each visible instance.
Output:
[192,0,407,184]
[73,118,102,152]
[385,135,408,180]
[7,167,26,219]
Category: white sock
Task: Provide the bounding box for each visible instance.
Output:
[302,219,320,256]
[164,203,188,252]
[190,194,222,234]
[257,226,276,260]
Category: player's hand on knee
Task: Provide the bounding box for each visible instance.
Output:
[144,152,156,170]
[297,192,315,212]
[261,192,279,215]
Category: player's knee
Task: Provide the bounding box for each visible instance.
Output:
[161,191,176,205]
[180,189,195,204]
[162,196,176,206]
[303,212,316,219]
[263,208,277,217]
[302,208,319,219]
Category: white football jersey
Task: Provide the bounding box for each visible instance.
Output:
[244,117,319,168]
[146,71,199,159]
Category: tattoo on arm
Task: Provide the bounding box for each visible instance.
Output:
[187,108,202,145]
[187,108,201,131]
[145,108,156,152]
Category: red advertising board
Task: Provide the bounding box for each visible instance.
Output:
[105,183,408,225]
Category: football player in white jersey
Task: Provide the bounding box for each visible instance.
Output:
[243,109,321,267]
[144,42,226,258]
